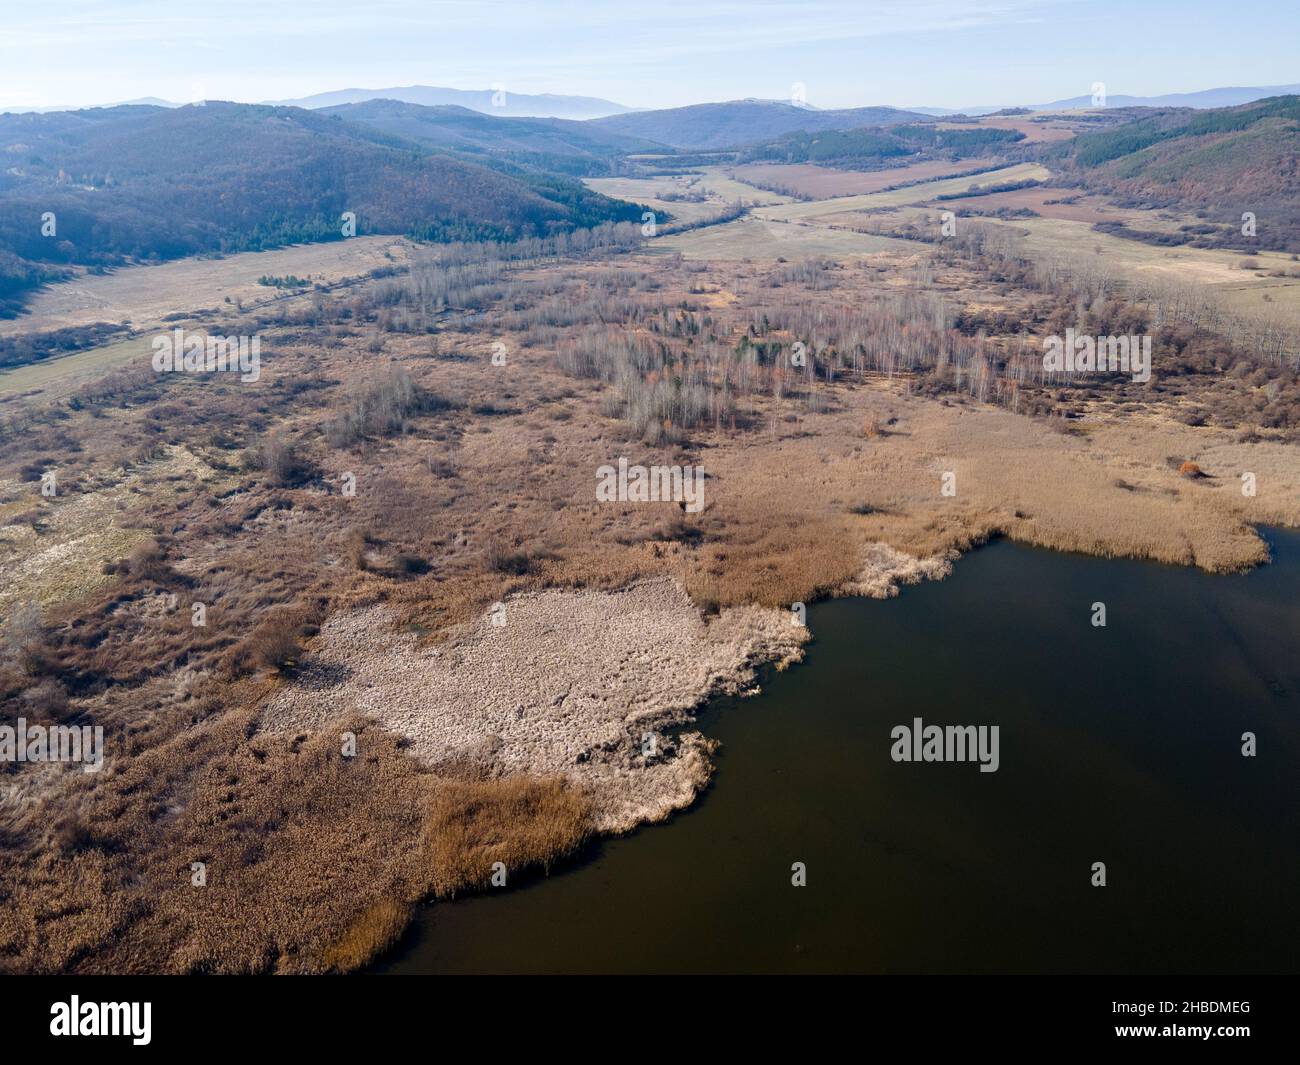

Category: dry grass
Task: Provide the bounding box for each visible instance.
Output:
[730,159,1003,200]
[319,899,414,972]
[425,776,592,898]
[1,231,1298,975]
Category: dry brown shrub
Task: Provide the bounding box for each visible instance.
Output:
[126,540,173,583]
[425,776,591,898]
[245,616,303,674]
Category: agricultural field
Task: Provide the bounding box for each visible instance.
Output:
[751,163,1054,222]
[933,115,1081,143]
[729,158,1005,199]
[918,186,1136,224]
[656,216,918,260]
[623,162,1300,336]
[0,236,413,338]
[0,238,416,404]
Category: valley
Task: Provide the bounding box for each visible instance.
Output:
[1,66,1298,982]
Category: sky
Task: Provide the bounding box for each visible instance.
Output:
[1,0,1297,113]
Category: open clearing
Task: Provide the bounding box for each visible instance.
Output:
[814,204,1300,330]
[976,215,1300,329]
[934,116,1080,143]
[730,159,1004,199]
[695,164,1300,332]
[0,236,414,338]
[0,335,157,403]
[656,216,919,260]
[584,167,790,227]
[753,164,1053,222]
[0,237,415,403]
[922,186,1139,224]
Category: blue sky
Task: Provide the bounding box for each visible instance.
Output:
[2,0,1296,112]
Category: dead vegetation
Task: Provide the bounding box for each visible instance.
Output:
[1,223,1298,973]
[425,776,591,898]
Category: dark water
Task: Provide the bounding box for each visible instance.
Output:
[378,530,1300,974]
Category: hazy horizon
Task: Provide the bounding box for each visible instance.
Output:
[4,0,1298,114]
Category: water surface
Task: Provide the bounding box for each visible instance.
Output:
[379,529,1300,974]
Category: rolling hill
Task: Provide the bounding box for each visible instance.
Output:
[585,99,931,150]
[739,123,1025,168]
[0,102,644,315]
[1061,95,1300,250]
[324,99,663,175]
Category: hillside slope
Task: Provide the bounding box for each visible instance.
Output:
[739,123,1025,168]
[324,100,662,175]
[1063,95,1300,250]
[586,99,931,150]
[0,102,642,315]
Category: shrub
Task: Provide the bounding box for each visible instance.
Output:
[126,541,173,583]
[394,554,430,576]
[251,433,313,487]
[485,539,533,575]
[325,364,446,448]
[247,620,302,674]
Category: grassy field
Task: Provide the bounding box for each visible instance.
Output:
[730,158,1005,199]
[0,236,413,338]
[591,163,1049,261]
[975,215,1300,330]
[0,335,155,402]
[656,216,920,260]
[0,237,416,404]
[922,186,1136,224]
[701,163,1300,332]
[752,164,1054,222]
[584,167,791,226]
[933,115,1080,143]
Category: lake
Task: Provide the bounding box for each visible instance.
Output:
[378,529,1300,974]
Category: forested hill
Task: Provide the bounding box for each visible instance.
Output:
[322,99,661,176]
[584,99,932,150]
[0,101,644,315]
[738,123,1026,167]
[1060,95,1300,250]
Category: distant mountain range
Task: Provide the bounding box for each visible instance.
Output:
[5,86,634,121]
[267,85,634,119]
[10,82,1300,123]
[4,84,1299,315]
[911,83,1300,116]
[586,99,930,150]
